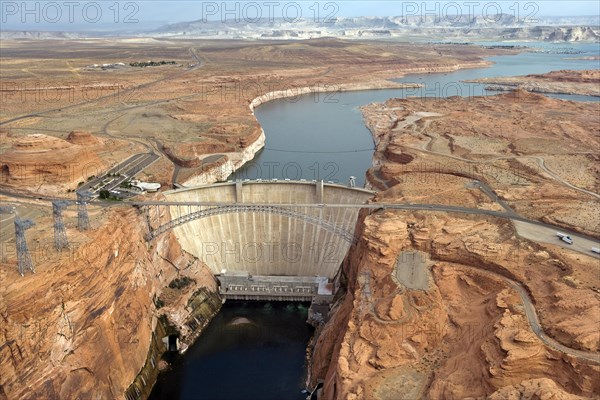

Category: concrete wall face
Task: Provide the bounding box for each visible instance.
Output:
[165,182,373,278]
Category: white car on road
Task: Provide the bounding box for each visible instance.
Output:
[556,232,573,245]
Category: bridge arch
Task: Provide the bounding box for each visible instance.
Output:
[149,204,357,243]
[160,181,374,278]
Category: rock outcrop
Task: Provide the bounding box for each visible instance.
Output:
[310,89,600,398]
[310,211,600,398]
[0,131,141,195]
[0,205,218,399]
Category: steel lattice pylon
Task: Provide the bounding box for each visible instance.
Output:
[52,200,70,250]
[77,192,90,231]
[14,218,35,276]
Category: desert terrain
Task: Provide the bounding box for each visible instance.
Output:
[1,37,599,400]
[0,39,521,399]
[362,90,600,237]
[0,39,515,191]
[307,88,600,398]
[311,209,600,399]
[467,69,600,97]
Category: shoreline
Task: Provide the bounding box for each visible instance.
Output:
[179,60,493,188]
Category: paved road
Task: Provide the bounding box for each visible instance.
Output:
[513,221,599,258]
[472,180,518,216]
[360,262,600,363]
[453,265,600,364]
[126,199,599,257]
[1,189,597,257]
[408,115,599,201]
[504,278,600,363]
[531,156,600,200]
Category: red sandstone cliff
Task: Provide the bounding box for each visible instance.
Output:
[0,205,217,399]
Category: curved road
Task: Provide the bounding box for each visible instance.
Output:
[530,156,600,200]
[358,256,600,363]
[503,277,600,363]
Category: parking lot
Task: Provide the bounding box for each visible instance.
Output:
[76,153,159,199]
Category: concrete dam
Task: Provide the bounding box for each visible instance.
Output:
[158,181,374,301]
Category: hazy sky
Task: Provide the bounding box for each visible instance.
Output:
[151,1,600,21]
[1,1,598,30]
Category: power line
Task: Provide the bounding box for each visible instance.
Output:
[77,192,90,231]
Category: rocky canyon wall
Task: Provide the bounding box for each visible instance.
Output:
[0,205,219,399]
[310,209,600,399]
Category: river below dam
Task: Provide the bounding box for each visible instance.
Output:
[149,302,313,400]
[149,41,599,399]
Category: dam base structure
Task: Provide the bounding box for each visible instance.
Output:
[145,180,374,319]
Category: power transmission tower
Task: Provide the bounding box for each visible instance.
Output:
[0,206,15,264]
[77,192,90,231]
[52,200,70,250]
[14,218,35,276]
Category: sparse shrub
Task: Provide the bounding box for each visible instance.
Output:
[168,276,195,289]
[154,296,165,309]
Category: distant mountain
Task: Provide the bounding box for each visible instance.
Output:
[1,15,598,41]
[148,15,599,41]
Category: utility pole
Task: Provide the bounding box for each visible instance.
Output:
[348,176,356,188]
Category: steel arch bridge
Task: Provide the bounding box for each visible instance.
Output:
[146,204,358,243]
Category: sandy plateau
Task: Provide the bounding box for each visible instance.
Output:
[362,90,600,237]
[467,69,600,97]
[0,39,514,189]
[307,88,600,398]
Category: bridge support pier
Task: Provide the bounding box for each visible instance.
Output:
[316,180,323,203]
[235,181,243,203]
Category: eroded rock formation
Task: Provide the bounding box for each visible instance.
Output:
[0,205,218,399]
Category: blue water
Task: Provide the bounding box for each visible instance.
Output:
[232,42,599,187]
[149,302,313,400]
[151,42,599,400]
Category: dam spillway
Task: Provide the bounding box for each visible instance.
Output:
[162,180,374,279]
